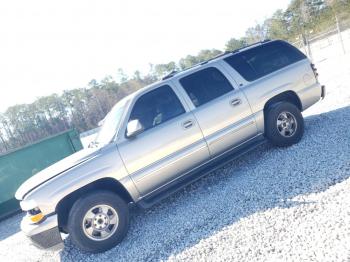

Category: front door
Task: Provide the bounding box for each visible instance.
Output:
[118,84,210,196]
[176,65,258,156]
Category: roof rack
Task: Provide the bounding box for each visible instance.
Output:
[161,53,228,80]
[161,39,271,81]
[162,70,178,80]
[231,39,271,54]
[199,51,232,66]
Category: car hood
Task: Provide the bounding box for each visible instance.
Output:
[15,147,100,200]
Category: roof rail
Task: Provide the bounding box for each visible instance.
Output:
[160,39,271,81]
[161,51,230,80]
[162,70,178,80]
[199,51,232,65]
[232,39,271,54]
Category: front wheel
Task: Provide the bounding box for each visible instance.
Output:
[67,191,129,253]
[265,102,304,147]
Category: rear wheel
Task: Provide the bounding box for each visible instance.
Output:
[265,102,304,147]
[67,191,129,253]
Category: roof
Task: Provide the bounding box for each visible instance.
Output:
[161,39,272,81]
[124,39,273,100]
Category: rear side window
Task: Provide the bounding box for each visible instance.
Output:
[179,67,234,107]
[129,85,185,131]
[224,41,306,81]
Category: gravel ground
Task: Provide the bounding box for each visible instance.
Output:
[1,53,350,262]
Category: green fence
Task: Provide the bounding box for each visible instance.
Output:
[0,130,83,220]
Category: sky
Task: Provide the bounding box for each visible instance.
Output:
[0,0,291,112]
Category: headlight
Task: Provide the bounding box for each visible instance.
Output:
[27,207,45,223]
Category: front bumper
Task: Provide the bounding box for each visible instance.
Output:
[21,213,63,249]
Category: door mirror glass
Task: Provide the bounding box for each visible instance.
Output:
[126,119,144,138]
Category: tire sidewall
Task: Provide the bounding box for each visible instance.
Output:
[265,102,304,147]
[67,191,129,253]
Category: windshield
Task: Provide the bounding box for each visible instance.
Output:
[93,98,128,146]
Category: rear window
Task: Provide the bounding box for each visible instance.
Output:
[224,41,306,82]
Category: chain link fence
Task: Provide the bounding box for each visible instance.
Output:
[292,19,350,62]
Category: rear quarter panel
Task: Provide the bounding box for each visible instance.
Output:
[221,59,322,133]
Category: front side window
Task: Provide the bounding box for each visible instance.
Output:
[129,85,185,132]
[179,67,234,107]
[224,41,306,81]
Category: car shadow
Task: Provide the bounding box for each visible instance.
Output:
[0,213,23,241]
[57,105,350,261]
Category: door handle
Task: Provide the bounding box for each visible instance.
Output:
[182,120,194,129]
[230,98,242,107]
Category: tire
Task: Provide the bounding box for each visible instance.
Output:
[265,102,304,147]
[67,190,129,253]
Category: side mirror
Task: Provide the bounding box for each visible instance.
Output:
[98,118,105,127]
[126,119,144,138]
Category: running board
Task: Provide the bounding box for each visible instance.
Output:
[137,135,266,209]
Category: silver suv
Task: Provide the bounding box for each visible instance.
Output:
[16,40,325,253]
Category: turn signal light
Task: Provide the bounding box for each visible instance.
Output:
[29,212,44,223]
[28,207,45,223]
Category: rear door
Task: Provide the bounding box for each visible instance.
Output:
[117,84,210,196]
[175,65,258,157]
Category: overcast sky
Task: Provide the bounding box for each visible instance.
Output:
[0,0,291,112]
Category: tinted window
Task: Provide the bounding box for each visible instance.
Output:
[129,85,185,131]
[224,41,306,81]
[179,67,234,107]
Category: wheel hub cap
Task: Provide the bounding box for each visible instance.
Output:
[93,213,109,230]
[276,111,297,137]
[82,204,119,241]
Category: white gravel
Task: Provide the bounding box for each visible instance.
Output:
[1,52,350,262]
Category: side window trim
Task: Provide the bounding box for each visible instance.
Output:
[175,64,236,110]
[177,65,235,108]
[217,60,241,88]
[169,79,193,112]
[219,60,248,87]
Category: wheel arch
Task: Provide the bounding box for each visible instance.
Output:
[56,177,133,233]
[262,91,302,134]
[263,91,302,112]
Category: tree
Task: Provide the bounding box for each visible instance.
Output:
[179,49,222,69]
[153,62,178,79]
[225,38,246,51]
[266,10,290,40]
[244,23,270,44]
[116,68,128,83]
